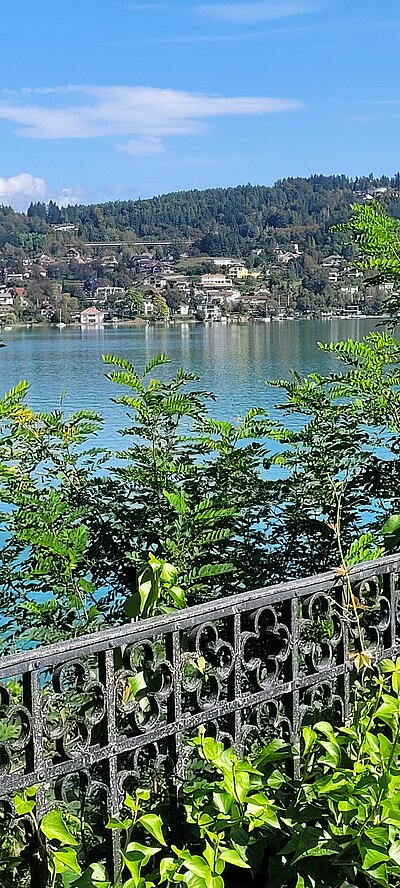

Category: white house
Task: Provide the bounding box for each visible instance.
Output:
[0,290,14,307]
[213,258,236,268]
[52,223,78,232]
[95,286,125,302]
[201,274,232,288]
[322,255,344,268]
[80,306,105,326]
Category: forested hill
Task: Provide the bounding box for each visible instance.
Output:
[1,173,400,257]
[28,175,368,255]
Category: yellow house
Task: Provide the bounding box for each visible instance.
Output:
[231,266,261,280]
[232,266,249,280]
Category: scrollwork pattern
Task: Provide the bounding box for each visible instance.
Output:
[182,623,234,712]
[115,640,173,734]
[42,660,105,759]
[241,605,291,690]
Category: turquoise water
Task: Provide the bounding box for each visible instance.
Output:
[0,319,383,445]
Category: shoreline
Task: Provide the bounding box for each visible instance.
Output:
[0,313,390,333]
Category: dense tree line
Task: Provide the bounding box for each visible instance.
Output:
[15,173,400,258]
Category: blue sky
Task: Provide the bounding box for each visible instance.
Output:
[0,0,399,208]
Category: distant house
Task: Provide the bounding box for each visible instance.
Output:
[94,286,125,303]
[40,301,54,319]
[213,258,236,268]
[80,306,105,326]
[66,247,83,262]
[275,249,299,264]
[144,299,154,316]
[322,255,344,268]
[52,223,78,232]
[35,253,54,267]
[196,303,222,321]
[238,293,271,316]
[5,272,26,284]
[370,187,388,195]
[0,289,14,307]
[201,274,232,288]
[378,282,394,292]
[202,288,240,304]
[340,286,359,298]
[101,255,118,268]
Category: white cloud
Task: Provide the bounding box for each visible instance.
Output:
[55,185,87,206]
[0,85,303,151]
[117,136,165,155]
[0,173,47,204]
[0,172,90,211]
[196,2,318,22]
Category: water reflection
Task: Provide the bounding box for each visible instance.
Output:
[0,319,384,450]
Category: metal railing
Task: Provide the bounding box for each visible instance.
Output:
[0,553,399,874]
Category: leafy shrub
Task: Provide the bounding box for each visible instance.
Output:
[6,659,400,887]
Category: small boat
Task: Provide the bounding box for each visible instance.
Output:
[56,309,66,328]
[3,325,12,332]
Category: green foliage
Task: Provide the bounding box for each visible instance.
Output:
[3,329,400,648]
[0,381,105,647]
[383,514,400,552]
[335,202,400,319]
[124,553,186,619]
[9,661,400,887]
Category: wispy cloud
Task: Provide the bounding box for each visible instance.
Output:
[0,85,303,154]
[55,185,88,206]
[196,2,319,23]
[117,136,165,155]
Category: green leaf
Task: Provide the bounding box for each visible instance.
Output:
[159,857,176,883]
[126,841,161,863]
[383,515,400,536]
[139,813,166,845]
[161,562,179,584]
[124,593,141,619]
[41,810,79,846]
[106,816,132,830]
[363,849,389,870]
[219,849,250,868]
[197,563,235,578]
[69,863,110,887]
[389,841,400,865]
[53,849,81,875]
[380,659,396,673]
[184,857,211,879]
[14,793,36,816]
[302,726,317,755]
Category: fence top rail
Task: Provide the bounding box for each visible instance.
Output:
[0,552,399,679]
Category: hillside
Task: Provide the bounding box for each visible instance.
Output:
[26,175,386,255]
[0,174,399,325]
[0,173,397,257]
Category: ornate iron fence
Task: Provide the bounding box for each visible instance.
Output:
[1,553,400,875]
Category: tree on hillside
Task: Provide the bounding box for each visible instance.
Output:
[127,287,145,315]
[153,293,169,320]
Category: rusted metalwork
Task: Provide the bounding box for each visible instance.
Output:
[1,553,399,875]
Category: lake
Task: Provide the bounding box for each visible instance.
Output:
[0,318,384,447]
